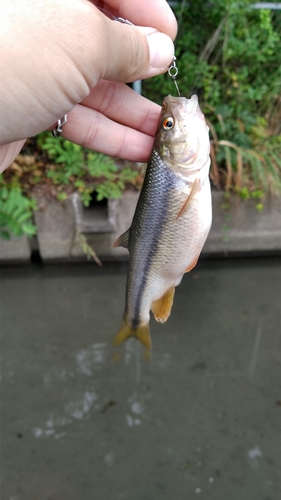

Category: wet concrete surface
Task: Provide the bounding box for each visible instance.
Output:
[1,257,281,500]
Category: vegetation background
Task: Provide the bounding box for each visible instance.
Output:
[144,0,281,195]
[1,0,281,240]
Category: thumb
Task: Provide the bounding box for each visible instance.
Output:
[94,19,175,83]
[0,1,175,146]
[70,6,175,87]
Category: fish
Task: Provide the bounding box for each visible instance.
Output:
[113,94,212,350]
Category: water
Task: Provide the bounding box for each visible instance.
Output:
[1,258,281,500]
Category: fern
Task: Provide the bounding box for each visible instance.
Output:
[0,181,37,239]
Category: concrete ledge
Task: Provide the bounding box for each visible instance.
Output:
[1,190,280,263]
[204,191,281,255]
[32,190,281,261]
[33,195,76,261]
[0,234,31,263]
[70,190,139,259]
[31,191,139,262]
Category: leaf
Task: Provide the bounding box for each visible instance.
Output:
[21,222,37,235]
[57,192,68,202]
[0,230,10,240]
[0,186,36,238]
[264,155,281,190]
[74,179,85,189]
[75,232,102,266]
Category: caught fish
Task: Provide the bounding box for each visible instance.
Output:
[113,95,212,349]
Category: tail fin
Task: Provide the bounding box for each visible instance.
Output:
[113,319,151,350]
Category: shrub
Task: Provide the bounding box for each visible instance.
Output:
[0,135,138,240]
[143,0,281,193]
[0,176,37,240]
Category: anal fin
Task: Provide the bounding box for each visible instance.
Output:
[113,319,151,350]
[151,286,175,323]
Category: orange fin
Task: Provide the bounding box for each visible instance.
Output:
[151,286,175,323]
[185,255,200,273]
[113,319,151,350]
[176,178,201,220]
[112,228,130,249]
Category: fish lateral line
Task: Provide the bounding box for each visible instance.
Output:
[176,178,200,220]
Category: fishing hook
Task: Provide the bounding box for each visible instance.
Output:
[168,57,181,97]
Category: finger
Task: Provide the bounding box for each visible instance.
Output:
[0,140,26,173]
[82,10,175,84]
[96,0,177,39]
[81,81,161,137]
[0,0,174,145]
[61,104,156,162]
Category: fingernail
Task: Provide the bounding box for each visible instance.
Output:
[147,32,175,70]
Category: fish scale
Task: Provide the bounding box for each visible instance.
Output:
[126,151,185,324]
[113,95,212,350]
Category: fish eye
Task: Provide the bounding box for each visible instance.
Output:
[162,117,174,130]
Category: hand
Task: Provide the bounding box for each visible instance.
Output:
[0,0,177,172]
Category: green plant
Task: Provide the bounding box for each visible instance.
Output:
[237,186,264,211]
[1,135,138,265]
[0,176,37,240]
[74,232,102,266]
[210,122,281,193]
[143,0,281,193]
[40,137,84,184]
[38,134,138,204]
[1,135,138,245]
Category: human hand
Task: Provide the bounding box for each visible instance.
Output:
[0,0,177,171]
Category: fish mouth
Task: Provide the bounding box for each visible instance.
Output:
[186,95,200,116]
[163,94,203,119]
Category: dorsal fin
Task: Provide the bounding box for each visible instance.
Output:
[112,228,130,249]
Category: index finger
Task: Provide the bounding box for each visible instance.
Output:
[81,80,161,136]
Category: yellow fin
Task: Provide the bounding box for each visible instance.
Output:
[151,286,175,323]
[113,319,151,350]
[176,178,200,220]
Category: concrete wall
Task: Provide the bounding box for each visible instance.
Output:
[1,190,281,263]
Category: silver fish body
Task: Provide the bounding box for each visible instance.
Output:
[113,95,212,349]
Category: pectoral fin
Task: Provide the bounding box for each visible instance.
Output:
[151,286,175,323]
[112,228,130,249]
[114,319,151,350]
[185,255,199,273]
[176,178,201,220]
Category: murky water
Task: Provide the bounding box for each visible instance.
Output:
[1,258,281,500]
